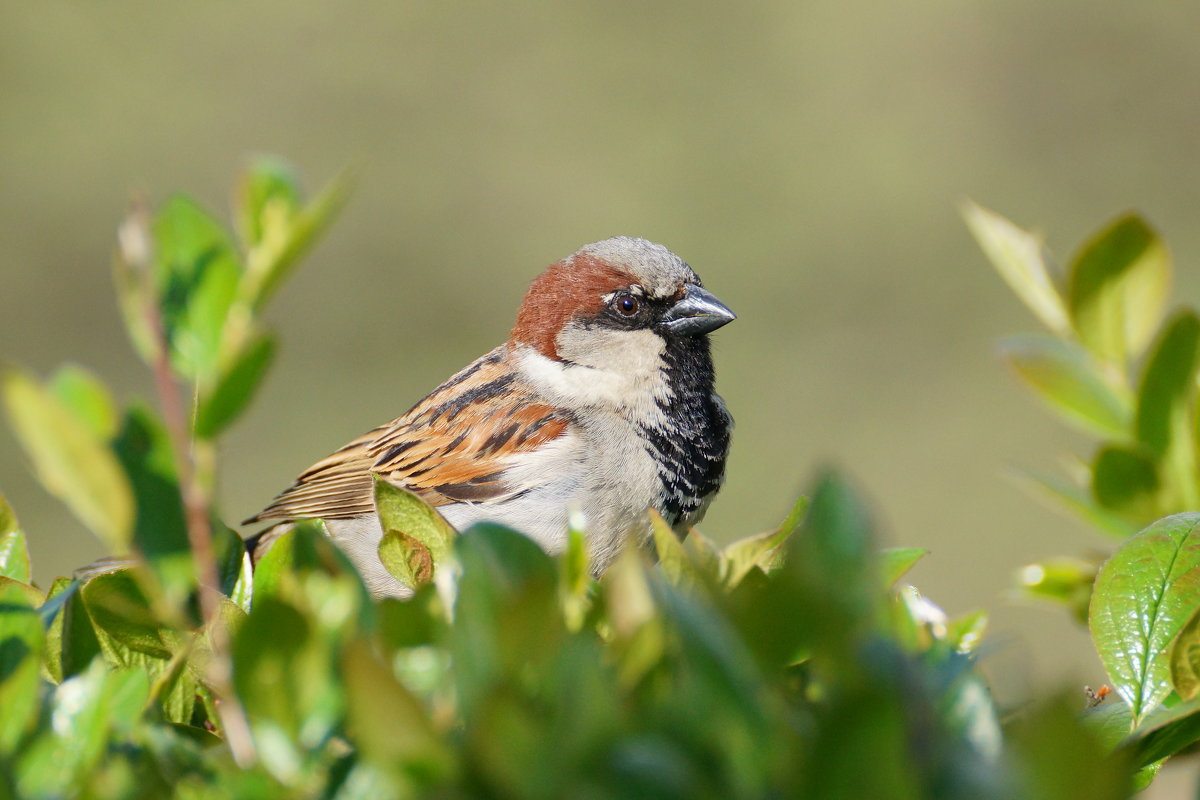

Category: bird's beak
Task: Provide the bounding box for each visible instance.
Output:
[661,285,736,336]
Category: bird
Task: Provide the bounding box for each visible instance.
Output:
[243,236,735,597]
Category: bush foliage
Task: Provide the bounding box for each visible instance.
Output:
[1,163,1200,797]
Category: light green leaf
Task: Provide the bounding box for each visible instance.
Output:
[1135,310,1200,509]
[2,368,134,552]
[880,547,928,587]
[1006,467,1137,539]
[998,334,1131,437]
[244,168,352,313]
[650,508,693,587]
[0,493,31,583]
[1014,557,1097,624]
[374,479,456,576]
[1090,513,1200,725]
[236,157,302,249]
[379,529,429,589]
[963,200,1070,334]
[1092,445,1160,523]
[50,364,120,441]
[720,494,808,587]
[194,332,277,439]
[340,637,452,775]
[1067,213,1171,365]
[1170,603,1200,701]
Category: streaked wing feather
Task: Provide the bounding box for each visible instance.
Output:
[244,346,570,525]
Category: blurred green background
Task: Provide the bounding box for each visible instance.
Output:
[4,1,1200,705]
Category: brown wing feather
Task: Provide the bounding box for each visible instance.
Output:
[244,346,570,525]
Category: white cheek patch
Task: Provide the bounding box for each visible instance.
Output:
[516,331,671,413]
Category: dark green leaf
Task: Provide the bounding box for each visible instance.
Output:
[1067,213,1170,365]
[2,368,134,551]
[153,195,242,379]
[0,580,43,754]
[194,332,277,439]
[998,334,1131,437]
[1134,310,1200,508]
[963,200,1070,334]
[1121,696,1200,767]
[81,570,175,660]
[1011,692,1133,800]
[112,404,193,600]
[0,493,31,583]
[1092,445,1160,523]
[1090,513,1200,725]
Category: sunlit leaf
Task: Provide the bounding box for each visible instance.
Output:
[880,547,927,587]
[2,368,134,551]
[50,364,120,441]
[236,157,302,249]
[963,200,1070,334]
[650,508,693,586]
[1090,513,1200,725]
[194,332,277,439]
[998,334,1131,437]
[0,580,43,754]
[1014,557,1097,624]
[0,493,31,583]
[720,494,808,588]
[1067,213,1171,365]
[1170,603,1200,701]
[375,479,456,586]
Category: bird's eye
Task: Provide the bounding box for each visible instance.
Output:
[614,293,640,317]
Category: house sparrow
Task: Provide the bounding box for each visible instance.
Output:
[243,236,735,597]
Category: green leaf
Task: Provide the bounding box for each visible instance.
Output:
[1121,696,1200,767]
[0,580,43,754]
[1011,692,1133,800]
[1090,513,1200,725]
[1170,602,1200,701]
[42,578,100,683]
[153,195,242,379]
[1067,213,1171,365]
[340,637,452,776]
[81,571,177,660]
[1092,445,1160,523]
[1014,557,1097,624]
[1135,310,1200,509]
[0,493,31,583]
[50,364,120,441]
[243,167,352,313]
[650,508,693,586]
[236,157,302,249]
[879,547,927,587]
[194,332,277,439]
[112,404,192,600]
[962,200,1070,334]
[374,479,456,583]
[719,494,808,588]
[1007,467,1138,539]
[2,368,134,552]
[998,334,1131,437]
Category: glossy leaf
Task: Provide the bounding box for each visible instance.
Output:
[1135,310,1200,508]
[194,332,277,439]
[998,334,1130,437]
[0,493,31,583]
[1090,513,1200,725]
[962,200,1070,334]
[1170,602,1200,701]
[1,368,134,551]
[1067,213,1171,365]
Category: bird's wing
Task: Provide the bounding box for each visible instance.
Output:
[243,346,572,525]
